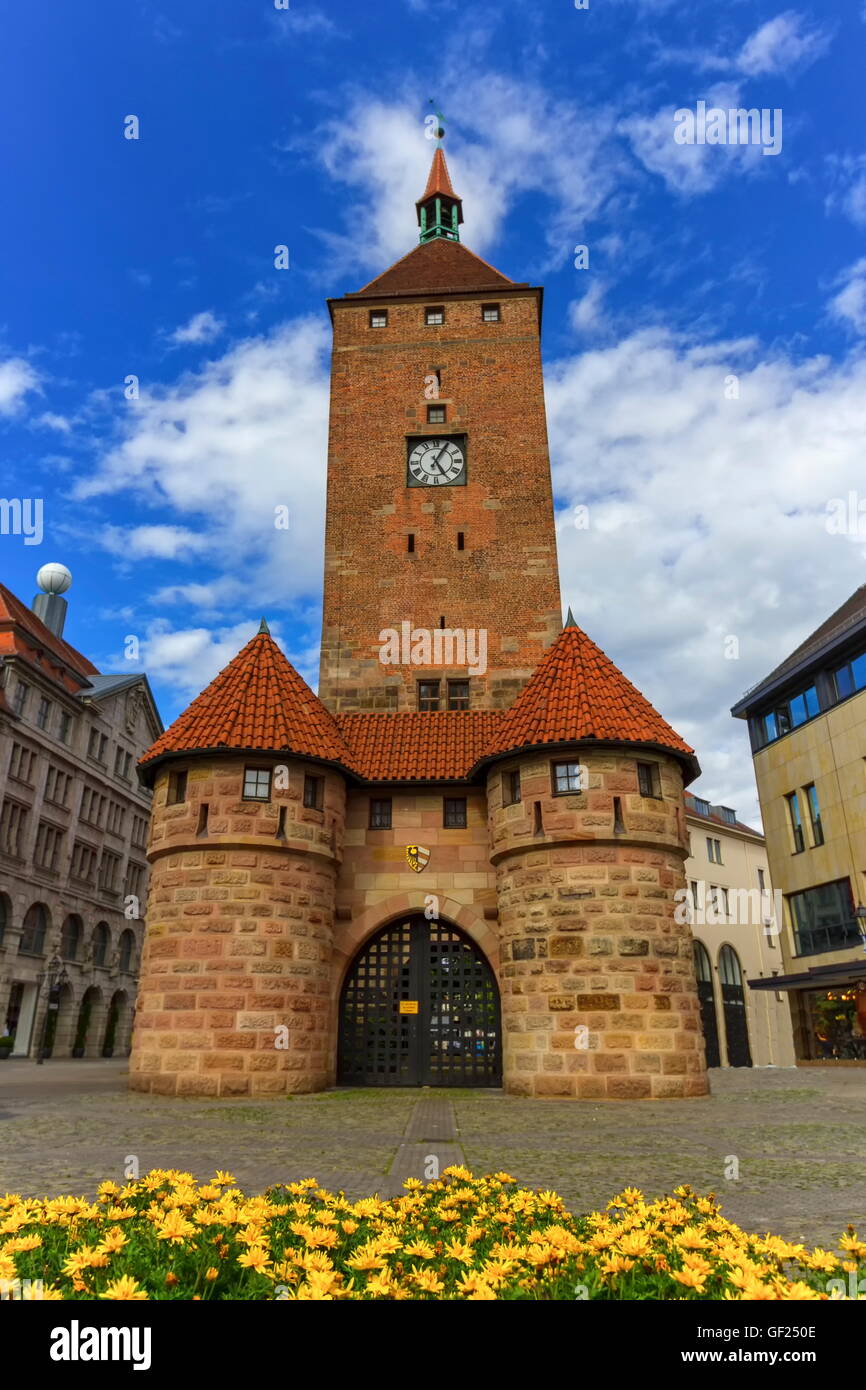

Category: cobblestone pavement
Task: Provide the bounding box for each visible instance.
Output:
[1,1061,863,1248]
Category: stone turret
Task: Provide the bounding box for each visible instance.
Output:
[129,624,348,1097]
[484,618,708,1100]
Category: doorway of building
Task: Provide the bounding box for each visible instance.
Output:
[338,916,501,1087]
[693,940,721,1068]
[719,944,753,1067]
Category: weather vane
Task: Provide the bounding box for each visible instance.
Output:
[427,98,446,146]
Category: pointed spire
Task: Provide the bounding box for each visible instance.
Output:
[416,124,463,244]
[564,606,577,628]
[258,616,270,635]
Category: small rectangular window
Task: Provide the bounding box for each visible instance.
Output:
[369,310,388,328]
[444,797,467,828]
[637,761,661,798]
[167,770,188,806]
[243,767,272,801]
[303,774,324,810]
[57,710,72,744]
[504,769,521,805]
[447,679,470,711]
[418,680,440,712]
[36,697,51,730]
[427,404,446,424]
[482,303,501,322]
[457,531,465,551]
[407,533,415,554]
[12,681,29,715]
[758,867,766,891]
[552,761,584,795]
[370,798,392,830]
[425,306,444,326]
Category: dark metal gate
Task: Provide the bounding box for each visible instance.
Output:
[693,940,721,1068]
[719,944,752,1068]
[338,916,501,1087]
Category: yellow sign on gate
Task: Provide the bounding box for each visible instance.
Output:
[399,1000,419,1014]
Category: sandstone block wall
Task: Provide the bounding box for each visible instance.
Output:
[488,749,709,1099]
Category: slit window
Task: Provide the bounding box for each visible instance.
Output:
[457,531,465,550]
[243,767,272,801]
[407,533,415,554]
[785,793,805,854]
[196,803,209,836]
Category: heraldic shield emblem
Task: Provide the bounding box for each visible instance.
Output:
[406,845,431,873]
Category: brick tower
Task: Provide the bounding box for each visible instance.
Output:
[129,139,709,1100]
[318,143,562,714]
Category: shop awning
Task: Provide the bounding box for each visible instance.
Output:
[749,958,866,992]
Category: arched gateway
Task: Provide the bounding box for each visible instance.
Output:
[338,916,501,1087]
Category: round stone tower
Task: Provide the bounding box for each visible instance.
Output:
[129,623,348,1097]
[484,617,709,1100]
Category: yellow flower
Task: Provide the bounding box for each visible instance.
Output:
[155,1211,197,1244]
[237,1246,272,1273]
[403,1240,435,1259]
[205,1267,219,1281]
[408,1266,445,1294]
[840,1235,866,1260]
[402,1179,424,1191]
[97,1228,128,1255]
[617,1231,653,1259]
[2,1234,42,1254]
[99,1275,149,1301]
[671,1267,708,1293]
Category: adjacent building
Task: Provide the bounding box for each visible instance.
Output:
[731,584,866,1063]
[684,792,795,1069]
[0,565,162,1059]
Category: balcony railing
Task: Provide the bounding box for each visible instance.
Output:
[792,918,864,957]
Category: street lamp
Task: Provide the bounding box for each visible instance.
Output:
[34,954,71,1065]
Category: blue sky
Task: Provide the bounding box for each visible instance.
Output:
[1,0,865,822]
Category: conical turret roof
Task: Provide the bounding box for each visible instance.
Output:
[480,620,698,778]
[139,625,355,778]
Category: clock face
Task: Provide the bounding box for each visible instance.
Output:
[407,437,466,487]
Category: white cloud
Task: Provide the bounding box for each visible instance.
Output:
[312,79,622,276]
[826,155,866,227]
[76,318,331,614]
[168,310,225,346]
[135,617,319,705]
[99,524,211,561]
[0,357,40,416]
[546,330,866,820]
[828,259,866,334]
[737,11,830,76]
[568,280,609,335]
[35,412,71,433]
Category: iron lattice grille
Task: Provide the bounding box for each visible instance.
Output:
[338,916,501,1087]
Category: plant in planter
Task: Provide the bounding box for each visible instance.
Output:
[0,1035,14,1060]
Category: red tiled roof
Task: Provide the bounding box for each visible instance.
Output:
[139,627,354,772]
[418,147,457,202]
[0,582,99,685]
[349,237,517,299]
[482,621,696,769]
[140,622,698,785]
[338,710,502,782]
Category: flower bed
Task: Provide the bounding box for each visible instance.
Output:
[1,1168,862,1300]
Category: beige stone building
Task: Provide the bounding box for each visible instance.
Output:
[683,793,795,1069]
[731,584,866,1062]
[0,567,162,1060]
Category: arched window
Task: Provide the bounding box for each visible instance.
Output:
[693,940,712,982]
[118,929,135,975]
[719,944,744,987]
[60,914,83,962]
[92,922,111,968]
[19,903,49,956]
